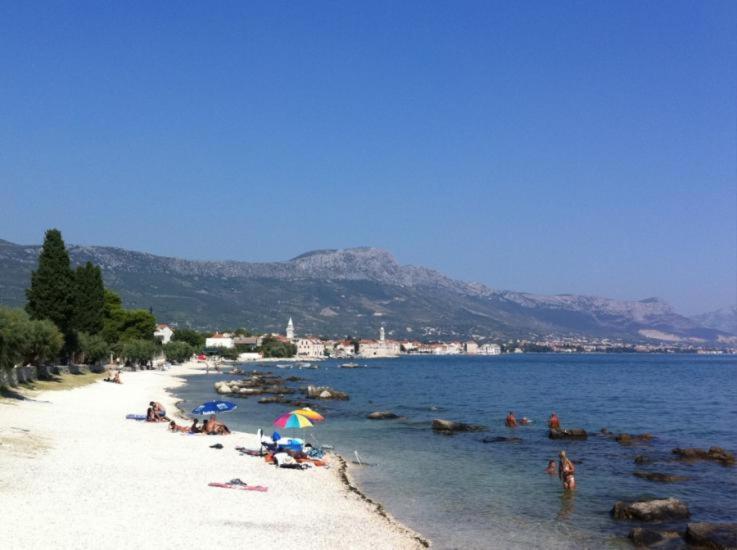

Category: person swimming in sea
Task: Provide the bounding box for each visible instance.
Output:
[558,450,576,490]
[505,411,517,428]
[545,460,557,474]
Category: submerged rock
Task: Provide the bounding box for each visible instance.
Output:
[672,447,735,466]
[685,522,737,549]
[432,419,488,434]
[616,433,654,445]
[633,471,689,483]
[628,528,682,547]
[549,428,588,440]
[258,396,290,404]
[481,436,522,444]
[634,455,654,465]
[611,498,690,522]
[367,411,399,420]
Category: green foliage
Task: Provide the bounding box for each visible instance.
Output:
[78,332,110,364]
[101,289,124,344]
[258,335,296,358]
[218,347,240,360]
[232,327,252,336]
[73,262,104,334]
[117,309,157,342]
[162,341,193,363]
[0,307,64,370]
[25,229,75,351]
[121,339,157,366]
[172,328,205,350]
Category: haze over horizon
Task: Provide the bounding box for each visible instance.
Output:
[1,2,735,315]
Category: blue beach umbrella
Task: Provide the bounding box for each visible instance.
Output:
[192,400,237,415]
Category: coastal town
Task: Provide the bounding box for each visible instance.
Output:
[154,318,736,361]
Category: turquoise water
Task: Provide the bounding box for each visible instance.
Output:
[173,354,737,549]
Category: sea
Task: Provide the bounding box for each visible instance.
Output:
[172,354,737,549]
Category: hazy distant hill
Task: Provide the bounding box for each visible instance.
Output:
[0,239,727,342]
[691,306,737,336]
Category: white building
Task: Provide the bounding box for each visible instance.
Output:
[205,332,235,349]
[154,324,174,344]
[464,341,479,354]
[359,327,400,358]
[296,337,325,358]
[286,318,295,341]
[334,340,356,357]
[479,343,501,355]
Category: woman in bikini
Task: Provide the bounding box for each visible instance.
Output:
[558,450,576,490]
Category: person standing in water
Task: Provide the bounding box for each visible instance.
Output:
[549,412,560,430]
[558,450,576,490]
[505,411,518,428]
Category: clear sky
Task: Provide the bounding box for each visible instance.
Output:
[1,1,735,315]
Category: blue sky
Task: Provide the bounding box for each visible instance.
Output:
[0,1,734,314]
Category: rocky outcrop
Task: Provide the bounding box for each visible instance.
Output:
[633,472,689,483]
[258,396,290,404]
[432,419,487,434]
[615,433,654,445]
[611,498,690,522]
[367,411,399,420]
[672,447,735,466]
[305,385,349,400]
[628,528,682,547]
[549,428,588,440]
[481,436,522,444]
[685,522,737,549]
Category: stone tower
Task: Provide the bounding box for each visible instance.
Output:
[286,317,294,340]
[380,326,385,342]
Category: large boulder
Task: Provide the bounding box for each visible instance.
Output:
[306,385,349,400]
[432,419,487,433]
[611,498,690,522]
[628,528,682,547]
[633,472,689,483]
[685,522,737,549]
[549,428,588,440]
[672,447,735,466]
[367,411,399,420]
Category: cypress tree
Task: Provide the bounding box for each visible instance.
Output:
[73,262,105,334]
[25,229,75,341]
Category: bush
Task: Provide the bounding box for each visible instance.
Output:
[121,339,158,366]
[78,332,110,365]
[0,307,64,371]
[163,341,193,363]
[258,336,296,358]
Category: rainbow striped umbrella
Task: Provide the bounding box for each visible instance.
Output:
[291,408,325,422]
[273,411,314,429]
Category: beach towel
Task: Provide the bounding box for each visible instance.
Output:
[208,482,268,492]
[125,414,146,421]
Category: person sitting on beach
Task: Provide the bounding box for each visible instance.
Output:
[146,407,163,422]
[505,411,517,428]
[558,451,576,490]
[549,412,561,430]
[545,460,557,475]
[112,370,121,384]
[190,419,202,434]
[150,401,169,421]
[203,415,230,435]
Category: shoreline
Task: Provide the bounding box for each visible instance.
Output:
[0,362,427,549]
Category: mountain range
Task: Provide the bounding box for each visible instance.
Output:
[0,239,732,343]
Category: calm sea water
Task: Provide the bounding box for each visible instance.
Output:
[173,354,737,549]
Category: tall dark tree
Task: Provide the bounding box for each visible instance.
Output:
[73,262,105,334]
[25,229,75,354]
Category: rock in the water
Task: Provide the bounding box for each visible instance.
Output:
[634,455,654,465]
[258,396,290,404]
[633,471,689,483]
[672,447,735,466]
[367,411,399,420]
[306,385,349,400]
[685,522,737,549]
[481,436,522,444]
[616,433,654,445]
[549,428,588,440]
[432,419,487,433]
[611,498,690,522]
[628,528,682,547]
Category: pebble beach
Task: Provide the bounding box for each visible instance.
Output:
[0,362,426,550]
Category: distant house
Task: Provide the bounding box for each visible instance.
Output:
[479,343,501,355]
[334,340,356,357]
[233,335,263,348]
[296,337,326,358]
[154,324,174,344]
[464,341,479,354]
[205,332,235,349]
[358,327,400,358]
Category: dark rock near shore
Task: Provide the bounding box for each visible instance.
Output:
[611,498,690,522]
[432,419,488,434]
[628,528,683,547]
[367,411,399,420]
[481,436,522,444]
[633,472,689,483]
[616,433,654,445]
[258,396,290,404]
[285,376,304,382]
[685,522,737,549]
[672,447,735,466]
[549,428,588,440]
[635,455,654,465]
